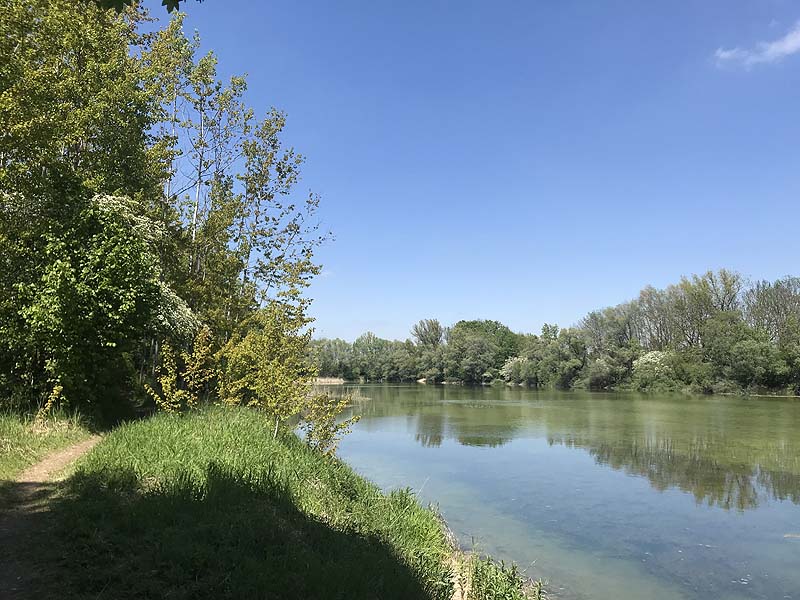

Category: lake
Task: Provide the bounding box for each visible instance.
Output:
[333,385,800,600]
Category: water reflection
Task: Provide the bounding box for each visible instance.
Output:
[335,385,800,600]
[342,385,800,510]
[558,437,787,511]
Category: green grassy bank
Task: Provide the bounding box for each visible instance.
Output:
[35,407,539,599]
[0,412,90,480]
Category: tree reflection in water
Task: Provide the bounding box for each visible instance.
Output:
[339,385,800,511]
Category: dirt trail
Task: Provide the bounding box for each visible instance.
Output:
[14,436,101,484]
[0,435,101,599]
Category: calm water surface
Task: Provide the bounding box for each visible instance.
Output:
[333,385,800,600]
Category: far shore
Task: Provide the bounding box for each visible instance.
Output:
[315,378,800,399]
[312,377,345,385]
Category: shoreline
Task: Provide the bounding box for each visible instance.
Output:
[317,379,800,399]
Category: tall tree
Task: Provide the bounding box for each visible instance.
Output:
[0,1,166,412]
[411,319,445,348]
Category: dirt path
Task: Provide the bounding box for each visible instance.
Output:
[0,436,101,599]
[14,436,101,484]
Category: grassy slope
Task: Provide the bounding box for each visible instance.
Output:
[46,407,536,600]
[0,412,90,480]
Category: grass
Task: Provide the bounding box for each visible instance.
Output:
[0,411,90,480]
[29,407,538,599]
[464,556,543,600]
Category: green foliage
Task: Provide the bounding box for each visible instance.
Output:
[145,326,215,413]
[311,337,357,379]
[670,349,715,394]
[312,319,526,385]
[301,392,361,455]
[419,345,447,383]
[351,332,392,381]
[776,314,800,394]
[218,303,315,430]
[94,0,194,13]
[500,356,539,386]
[182,325,215,405]
[631,351,680,392]
[1,0,161,415]
[531,327,587,388]
[0,1,158,204]
[412,318,445,347]
[583,341,641,390]
[313,268,800,396]
[447,320,522,383]
[2,196,162,413]
[446,321,503,384]
[744,277,800,344]
[145,342,189,413]
[1,2,329,423]
[701,311,788,390]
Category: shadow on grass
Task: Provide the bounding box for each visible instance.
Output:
[0,480,61,600]
[26,463,447,600]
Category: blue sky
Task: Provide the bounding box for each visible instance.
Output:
[150,1,800,341]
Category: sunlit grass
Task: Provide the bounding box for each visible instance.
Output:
[464,555,543,600]
[0,411,90,480]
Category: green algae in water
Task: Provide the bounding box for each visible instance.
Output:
[334,385,800,600]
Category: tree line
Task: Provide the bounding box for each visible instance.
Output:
[0,1,349,444]
[312,270,800,395]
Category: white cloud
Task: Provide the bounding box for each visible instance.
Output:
[715,21,800,68]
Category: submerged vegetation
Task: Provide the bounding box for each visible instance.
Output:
[313,270,800,395]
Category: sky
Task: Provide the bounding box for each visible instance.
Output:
[146,0,800,341]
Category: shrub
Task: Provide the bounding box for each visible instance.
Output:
[632,351,680,392]
[217,303,314,434]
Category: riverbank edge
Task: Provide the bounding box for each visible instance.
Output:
[8,407,541,600]
[328,378,800,399]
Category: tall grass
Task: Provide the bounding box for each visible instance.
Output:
[52,408,452,599]
[464,555,544,600]
[44,407,538,599]
[0,411,90,480]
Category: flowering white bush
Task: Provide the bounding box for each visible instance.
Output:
[632,351,677,390]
